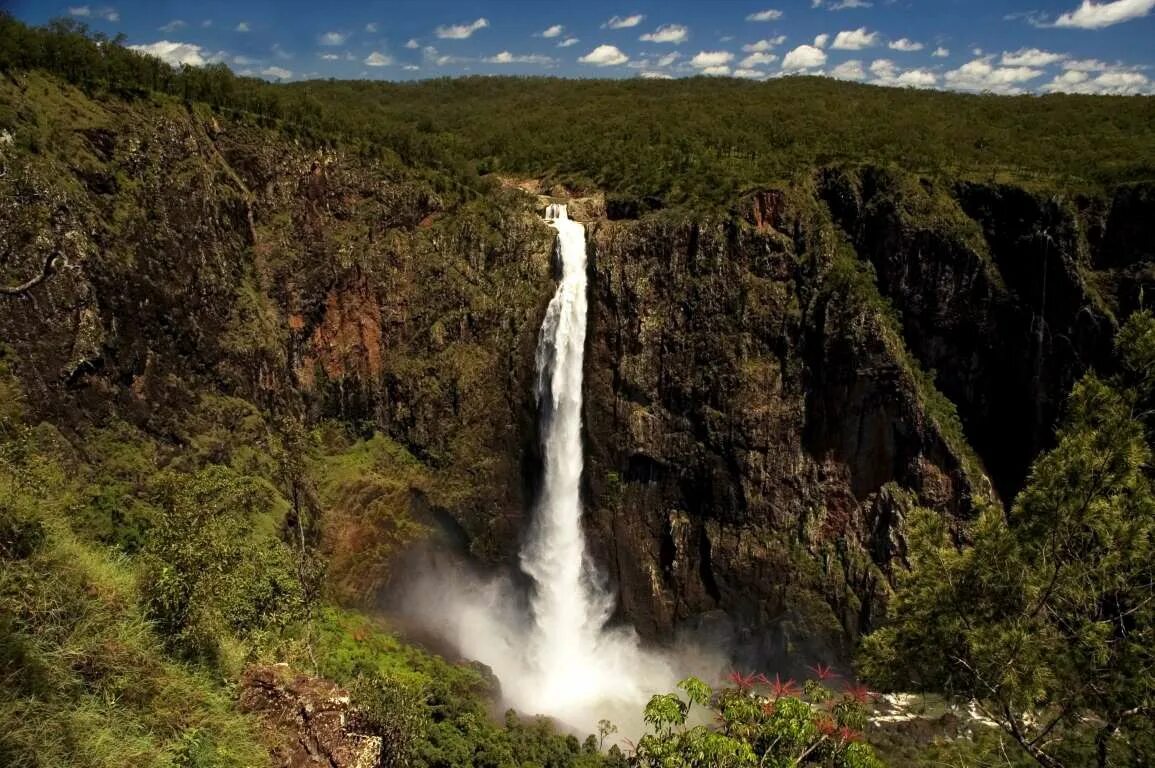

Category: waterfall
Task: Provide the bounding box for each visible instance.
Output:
[404,204,695,734]
[519,203,615,710]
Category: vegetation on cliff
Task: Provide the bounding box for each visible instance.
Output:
[2,14,1154,768]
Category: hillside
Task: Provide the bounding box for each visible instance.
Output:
[2,17,1154,768]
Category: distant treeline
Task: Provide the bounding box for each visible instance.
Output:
[3,13,1155,208]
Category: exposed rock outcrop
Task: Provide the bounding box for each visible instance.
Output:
[240,665,382,768]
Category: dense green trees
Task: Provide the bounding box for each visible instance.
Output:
[3,13,1154,213]
[860,313,1155,768]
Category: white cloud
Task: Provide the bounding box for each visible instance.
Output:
[741,51,778,67]
[579,44,629,66]
[831,59,866,79]
[944,57,1044,93]
[640,24,689,44]
[435,18,489,39]
[932,46,950,57]
[604,14,645,29]
[235,22,250,32]
[782,44,827,69]
[734,68,765,79]
[889,38,924,52]
[690,50,735,68]
[656,52,681,67]
[746,9,784,21]
[558,37,580,47]
[363,51,393,66]
[640,71,674,79]
[814,33,830,48]
[69,5,119,21]
[319,32,347,46]
[319,53,340,60]
[262,66,292,79]
[831,27,880,50]
[159,19,186,32]
[743,36,786,52]
[895,69,938,87]
[365,23,378,33]
[129,40,210,66]
[700,65,731,76]
[1054,0,1155,29]
[1001,47,1066,66]
[405,39,419,49]
[202,19,212,27]
[484,51,555,65]
[816,0,874,8]
[1041,67,1151,93]
[1063,58,1108,71]
[540,24,564,38]
[870,58,897,78]
[403,64,420,71]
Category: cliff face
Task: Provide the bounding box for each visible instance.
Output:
[5,75,1155,663]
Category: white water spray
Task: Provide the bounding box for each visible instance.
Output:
[401,204,710,733]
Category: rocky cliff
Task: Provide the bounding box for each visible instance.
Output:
[4,73,1154,665]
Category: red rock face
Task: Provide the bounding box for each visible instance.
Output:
[296,274,384,390]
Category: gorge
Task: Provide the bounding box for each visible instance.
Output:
[2,17,1155,767]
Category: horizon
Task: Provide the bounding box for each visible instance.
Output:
[5,0,1155,95]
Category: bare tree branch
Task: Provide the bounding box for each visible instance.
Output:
[0,252,58,296]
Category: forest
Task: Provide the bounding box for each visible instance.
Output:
[1,13,1153,768]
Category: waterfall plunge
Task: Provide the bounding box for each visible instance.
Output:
[403,204,695,734]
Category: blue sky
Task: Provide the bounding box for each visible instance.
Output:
[8,0,1155,93]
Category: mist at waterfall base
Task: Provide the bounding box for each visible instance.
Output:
[395,204,724,736]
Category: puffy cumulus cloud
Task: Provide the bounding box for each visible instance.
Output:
[896,69,938,87]
[261,66,292,80]
[558,37,580,47]
[869,58,897,78]
[604,14,645,29]
[484,51,555,65]
[740,51,778,67]
[1001,47,1066,66]
[640,71,674,79]
[129,40,212,66]
[831,59,866,80]
[1054,0,1155,29]
[831,27,880,50]
[814,33,830,48]
[781,44,827,70]
[1041,66,1152,93]
[657,52,681,67]
[539,24,564,38]
[689,50,735,69]
[814,0,874,8]
[405,38,419,49]
[700,65,732,76]
[743,36,786,52]
[579,44,629,66]
[319,53,340,61]
[746,9,784,21]
[932,46,950,57]
[235,22,250,32]
[640,24,689,44]
[435,18,488,39]
[363,51,393,66]
[889,38,924,52]
[365,22,378,33]
[319,32,347,46]
[733,68,765,79]
[944,57,1044,93]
